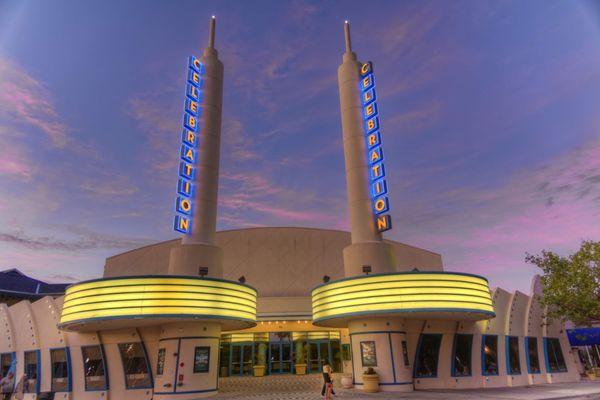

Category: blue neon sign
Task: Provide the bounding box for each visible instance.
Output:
[174,56,205,235]
[360,61,392,232]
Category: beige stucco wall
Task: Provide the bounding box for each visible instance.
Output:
[104,227,443,298]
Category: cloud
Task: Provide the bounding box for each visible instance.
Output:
[384,100,442,133]
[0,225,151,252]
[399,137,600,291]
[219,171,342,226]
[78,173,139,198]
[0,57,68,147]
[0,137,33,179]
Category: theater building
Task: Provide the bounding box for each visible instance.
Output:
[0,18,580,399]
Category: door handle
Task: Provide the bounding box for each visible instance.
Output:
[163,383,172,388]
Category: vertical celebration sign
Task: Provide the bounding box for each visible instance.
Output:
[360,61,392,232]
[174,56,205,234]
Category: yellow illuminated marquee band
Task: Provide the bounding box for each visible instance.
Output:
[59,275,257,331]
[360,61,391,233]
[174,56,206,235]
[312,272,495,327]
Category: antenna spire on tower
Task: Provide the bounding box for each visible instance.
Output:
[344,20,352,53]
[208,15,216,48]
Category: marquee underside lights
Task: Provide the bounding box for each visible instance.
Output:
[311,272,495,327]
[174,56,206,235]
[58,276,257,332]
[360,61,392,233]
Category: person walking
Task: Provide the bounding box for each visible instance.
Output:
[321,361,335,398]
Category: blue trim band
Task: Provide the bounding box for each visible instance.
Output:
[312,271,490,291]
[66,274,258,293]
[313,308,495,325]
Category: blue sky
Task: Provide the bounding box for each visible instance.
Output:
[0,0,599,293]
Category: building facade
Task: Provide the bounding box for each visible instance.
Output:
[0,19,580,399]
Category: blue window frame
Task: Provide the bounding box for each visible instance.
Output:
[82,345,109,391]
[451,334,472,377]
[525,337,541,374]
[481,335,499,376]
[23,350,40,394]
[414,334,442,378]
[118,343,153,389]
[505,336,521,375]
[50,347,72,392]
[544,337,567,373]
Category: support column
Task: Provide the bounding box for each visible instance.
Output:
[169,16,224,278]
[153,322,221,399]
[337,21,396,276]
[348,318,413,392]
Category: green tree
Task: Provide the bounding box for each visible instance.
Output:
[525,240,600,327]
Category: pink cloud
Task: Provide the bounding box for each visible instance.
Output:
[0,58,68,147]
[0,139,33,179]
[401,138,600,291]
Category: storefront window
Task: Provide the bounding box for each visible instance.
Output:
[415,334,442,378]
[526,337,540,374]
[118,343,152,389]
[545,338,567,372]
[23,350,38,394]
[156,348,165,376]
[482,335,498,375]
[506,336,521,374]
[452,334,472,377]
[193,347,210,373]
[0,352,15,393]
[50,348,71,392]
[82,345,107,390]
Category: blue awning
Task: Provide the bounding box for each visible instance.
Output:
[567,328,600,346]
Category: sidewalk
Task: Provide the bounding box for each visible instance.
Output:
[215,375,600,399]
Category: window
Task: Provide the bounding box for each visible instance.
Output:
[156,348,166,376]
[193,347,210,373]
[23,350,39,394]
[118,343,152,389]
[401,341,410,367]
[0,352,15,393]
[482,335,498,375]
[506,336,521,375]
[526,337,540,374]
[82,346,107,391]
[452,334,472,377]
[545,338,567,373]
[50,348,71,392]
[415,334,442,378]
[360,341,377,367]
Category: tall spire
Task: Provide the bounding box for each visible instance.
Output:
[344,20,352,53]
[208,15,216,48]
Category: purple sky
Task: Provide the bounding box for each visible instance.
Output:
[0,0,599,293]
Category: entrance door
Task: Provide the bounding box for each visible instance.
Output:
[269,341,292,374]
[308,341,331,374]
[230,344,254,376]
[154,339,178,393]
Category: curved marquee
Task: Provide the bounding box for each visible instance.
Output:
[59,275,257,332]
[312,272,495,327]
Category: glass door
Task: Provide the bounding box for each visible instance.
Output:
[281,342,292,373]
[230,343,254,376]
[269,343,281,374]
[241,344,253,375]
[308,341,332,374]
[268,332,293,374]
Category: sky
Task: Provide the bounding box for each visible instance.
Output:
[0,0,599,293]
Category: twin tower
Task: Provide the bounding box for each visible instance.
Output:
[57,18,495,398]
[168,17,404,395]
[172,19,395,286]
